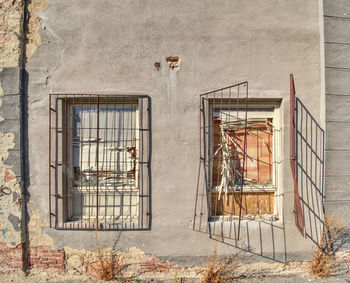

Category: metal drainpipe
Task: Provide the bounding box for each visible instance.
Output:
[19,0,29,273]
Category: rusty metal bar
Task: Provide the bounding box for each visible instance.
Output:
[49,94,52,227]
[294,94,325,242]
[290,74,306,238]
[237,83,248,240]
[49,94,150,230]
[194,82,250,241]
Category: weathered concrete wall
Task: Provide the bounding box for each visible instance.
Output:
[323,0,350,224]
[0,0,66,272]
[25,0,323,263]
[0,0,23,249]
[0,0,24,270]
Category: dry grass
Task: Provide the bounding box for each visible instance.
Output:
[202,248,236,283]
[88,229,123,281]
[90,245,122,281]
[310,214,346,278]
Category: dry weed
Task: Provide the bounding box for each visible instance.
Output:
[202,248,235,283]
[311,214,346,278]
[88,229,123,281]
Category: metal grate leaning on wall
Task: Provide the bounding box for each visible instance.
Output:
[290,74,325,241]
[49,94,151,230]
[193,82,249,240]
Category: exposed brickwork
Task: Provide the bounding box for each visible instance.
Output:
[140,254,181,273]
[28,246,64,272]
[0,243,23,269]
[0,243,65,272]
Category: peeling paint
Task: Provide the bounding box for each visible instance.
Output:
[27,206,54,248]
[0,0,24,251]
[0,132,21,247]
[26,0,48,61]
[166,56,181,71]
[0,0,24,68]
[8,214,20,231]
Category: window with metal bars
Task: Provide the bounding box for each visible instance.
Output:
[210,103,280,220]
[193,81,282,240]
[49,94,151,230]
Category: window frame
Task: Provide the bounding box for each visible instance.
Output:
[49,94,151,231]
[65,102,140,222]
[208,100,281,217]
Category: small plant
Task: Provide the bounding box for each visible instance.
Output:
[88,228,123,281]
[310,214,346,278]
[202,248,235,283]
[92,244,122,281]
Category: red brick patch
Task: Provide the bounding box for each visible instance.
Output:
[0,243,24,269]
[4,169,15,183]
[0,243,65,272]
[28,246,64,272]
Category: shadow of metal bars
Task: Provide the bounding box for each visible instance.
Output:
[193,82,248,240]
[290,74,325,242]
[49,94,151,230]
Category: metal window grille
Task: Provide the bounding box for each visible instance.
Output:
[290,75,306,237]
[49,94,151,230]
[193,82,249,240]
[290,74,325,241]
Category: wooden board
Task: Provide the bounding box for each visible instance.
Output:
[211,192,274,216]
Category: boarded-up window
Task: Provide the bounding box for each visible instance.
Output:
[211,106,278,217]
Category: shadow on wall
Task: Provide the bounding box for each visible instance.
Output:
[193,83,328,263]
[20,69,31,271]
[295,98,325,246]
[209,214,287,263]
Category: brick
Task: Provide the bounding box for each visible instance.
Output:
[49,264,64,269]
[56,258,64,264]
[43,261,56,264]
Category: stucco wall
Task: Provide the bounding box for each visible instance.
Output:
[25,0,324,262]
[0,0,23,250]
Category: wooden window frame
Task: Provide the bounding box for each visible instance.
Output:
[209,101,281,217]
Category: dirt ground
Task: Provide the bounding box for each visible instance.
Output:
[0,258,349,283]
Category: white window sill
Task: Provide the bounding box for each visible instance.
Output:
[212,185,277,193]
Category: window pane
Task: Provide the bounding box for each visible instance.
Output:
[71,104,138,220]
